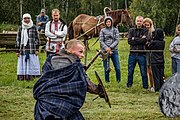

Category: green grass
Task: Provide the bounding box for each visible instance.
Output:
[0,36,179,120]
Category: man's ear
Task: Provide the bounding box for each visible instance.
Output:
[67,48,74,54]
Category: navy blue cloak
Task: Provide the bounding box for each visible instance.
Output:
[33,58,87,120]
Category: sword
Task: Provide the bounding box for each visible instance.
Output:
[106,55,111,72]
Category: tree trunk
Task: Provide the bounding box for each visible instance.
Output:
[66,0,69,17]
[109,0,112,8]
[125,0,127,10]
[42,0,45,8]
[20,0,23,19]
[90,0,93,15]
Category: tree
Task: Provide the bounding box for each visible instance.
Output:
[0,0,131,26]
[129,0,180,35]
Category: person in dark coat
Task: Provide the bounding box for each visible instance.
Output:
[143,18,155,92]
[127,16,149,89]
[33,40,104,120]
[148,28,165,92]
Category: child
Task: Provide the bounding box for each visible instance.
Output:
[169,24,180,75]
[99,16,121,83]
[148,28,165,92]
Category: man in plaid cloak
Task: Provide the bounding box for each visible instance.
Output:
[33,40,104,120]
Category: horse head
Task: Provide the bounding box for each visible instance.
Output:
[106,9,133,27]
[121,10,133,27]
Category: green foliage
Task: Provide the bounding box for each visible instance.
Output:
[0,0,41,24]
[0,37,179,119]
[129,0,180,35]
[1,0,180,35]
[0,23,18,32]
[0,0,20,24]
[0,0,128,25]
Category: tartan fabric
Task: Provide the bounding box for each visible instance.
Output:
[33,59,87,120]
[16,25,40,54]
[41,55,54,74]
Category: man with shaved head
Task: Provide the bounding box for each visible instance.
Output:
[126,16,149,89]
[33,39,104,120]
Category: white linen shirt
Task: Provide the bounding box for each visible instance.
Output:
[45,20,67,52]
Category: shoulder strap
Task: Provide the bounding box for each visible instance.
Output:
[59,18,66,31]
[50,20,53,32]
[113,27,116,42]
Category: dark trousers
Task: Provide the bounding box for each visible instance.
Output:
[151,63,164,92]
[127,54,148,89]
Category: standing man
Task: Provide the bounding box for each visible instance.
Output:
[33,40,105,120]
[36,9,49,32]
[127,16,149,89]
[45,9,67,57]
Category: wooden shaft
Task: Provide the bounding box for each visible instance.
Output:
[85,50,101,71]
[76,22,104,40]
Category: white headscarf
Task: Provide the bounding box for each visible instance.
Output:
[21,13,33,46]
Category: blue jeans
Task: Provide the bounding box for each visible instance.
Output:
[172,57,180,75]
[37,23,46,32]
[103,50,121,82]
[127,54,148,89]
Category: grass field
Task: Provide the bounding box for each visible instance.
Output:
[0,37,179,120]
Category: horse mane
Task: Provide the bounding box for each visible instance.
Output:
[106,9,127,18]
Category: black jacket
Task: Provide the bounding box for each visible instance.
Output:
[128,26,148,55]
[148,28,165,64]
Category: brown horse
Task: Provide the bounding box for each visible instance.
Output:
[68,9,133,40]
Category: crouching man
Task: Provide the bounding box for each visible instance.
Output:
[33,40,104,120]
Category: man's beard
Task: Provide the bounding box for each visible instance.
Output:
[54,18,59,22]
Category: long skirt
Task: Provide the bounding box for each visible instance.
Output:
[17,54,40,80]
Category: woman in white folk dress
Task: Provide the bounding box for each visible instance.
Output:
[16,13,40,80]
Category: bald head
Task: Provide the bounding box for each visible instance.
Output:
[65,40,85,59]
[135,16,143,28]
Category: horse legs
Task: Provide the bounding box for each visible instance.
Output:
[73,24,82,39]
